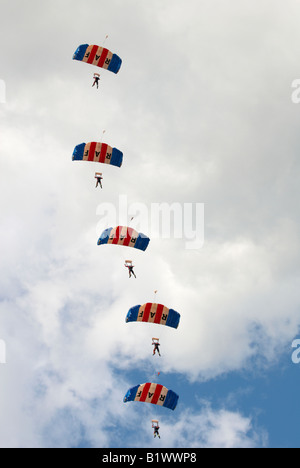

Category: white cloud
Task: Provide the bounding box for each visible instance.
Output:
[1,0,300,447]
[161,404,268,448]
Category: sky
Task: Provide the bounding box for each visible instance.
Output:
[0,0,300,448]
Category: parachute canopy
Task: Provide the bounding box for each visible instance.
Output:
[73,44,122,74]
[97,226,150,251]
[126,303,180,329]
[72,142,123,168]
[124,383,179,411]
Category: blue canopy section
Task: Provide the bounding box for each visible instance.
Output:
[166,309,181,329]
[72,143,85,160]
[97,228,112,245]
[164,390,179,411]
[110,147,123,167]
[73,44,88,61]
[108,54,122,74]
[134,233,150,251]
[123,385,139,403]
[125,305,139,323]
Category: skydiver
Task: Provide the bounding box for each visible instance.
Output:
[92,73,100,89]
[152,341,161,357]
[153,425,160,439]
[95,174,103,188]
[125,263,136,278]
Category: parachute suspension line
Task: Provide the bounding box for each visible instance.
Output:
[121,225,134,275]
[152,290,161,377]
[128,216,137,233]
[100,129,106,143]
[151,291,165,378]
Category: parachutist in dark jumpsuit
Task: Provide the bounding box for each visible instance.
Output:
[153,425,160,438]
[153,342,161,356]
[92,75,100,89]
[95,175,103,188]
[125,264,136,278]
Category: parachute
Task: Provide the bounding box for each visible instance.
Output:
[124,383,179,410]
[126,303,180,329]
[97,226,150,251]
[73,44,122,74]
[72,142,123,168]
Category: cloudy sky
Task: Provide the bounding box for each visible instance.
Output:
[1,0,300,448]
